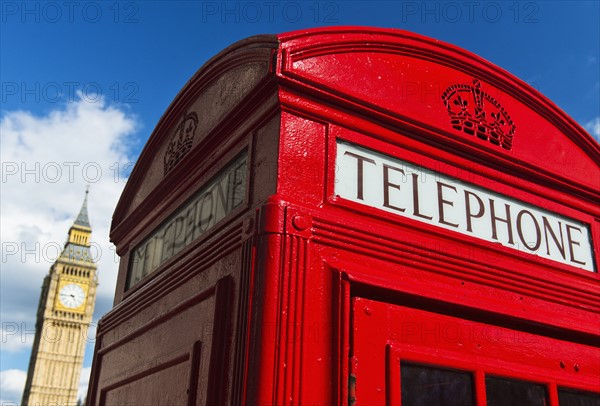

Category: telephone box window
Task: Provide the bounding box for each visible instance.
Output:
[558,387,600,406]
[400,362,474,406]
[485,376,548,406]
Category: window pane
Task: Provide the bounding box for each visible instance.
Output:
[486,376,548,406]
[559,388,600,406]
[401,363,474,406]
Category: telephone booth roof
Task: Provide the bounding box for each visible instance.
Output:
[111,26,599,275]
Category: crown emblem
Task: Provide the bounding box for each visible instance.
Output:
[164,111,199,175]
[441,79,515,150]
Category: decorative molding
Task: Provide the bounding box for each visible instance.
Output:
[98,352,191,405]
[312,215,599,312]
[100,222,244,332]
[164,111,199,175]
[273,234,309,405]
[231,239,254,404]
[207,276,235,405]
[442,79,516,150]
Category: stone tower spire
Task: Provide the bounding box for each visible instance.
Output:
[74,185,91,228]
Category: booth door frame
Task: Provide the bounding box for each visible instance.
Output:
[351,297,600,406]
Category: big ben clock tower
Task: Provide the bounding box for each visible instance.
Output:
[22,190,98,406]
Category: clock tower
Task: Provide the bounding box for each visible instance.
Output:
[22,190,98,406]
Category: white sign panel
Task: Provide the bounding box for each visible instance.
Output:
[336,141,595,272]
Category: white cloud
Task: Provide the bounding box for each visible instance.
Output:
[0,369,26,404]
[583,117,600,143]
[1,95,138,374]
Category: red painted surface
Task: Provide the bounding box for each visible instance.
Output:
[354,298,599,405]
[87,27,599,405]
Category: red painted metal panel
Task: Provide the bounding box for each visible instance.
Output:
[353,297,600,405]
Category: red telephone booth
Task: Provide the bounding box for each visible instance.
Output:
[87,27,599,405]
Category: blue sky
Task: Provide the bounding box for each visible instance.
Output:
[2,1,599,131]
[1,1,599,404]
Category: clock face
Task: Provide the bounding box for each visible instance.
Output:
[58,284,86,309]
